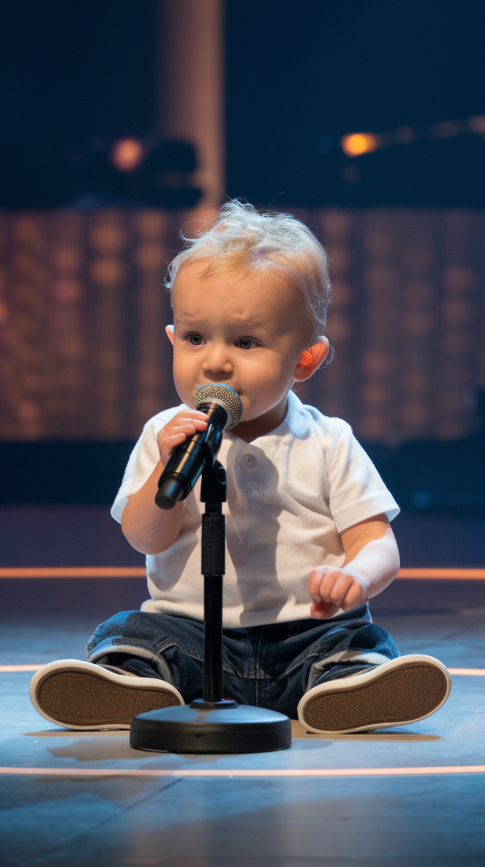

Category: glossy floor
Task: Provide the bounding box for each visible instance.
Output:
[1,508,485,866]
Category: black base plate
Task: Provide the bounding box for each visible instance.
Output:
[130,704,292,753]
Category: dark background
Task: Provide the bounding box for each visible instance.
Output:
[226,0,485,207]
[0,0,484,510]
[0,0,158,208]
[1,0,485,208]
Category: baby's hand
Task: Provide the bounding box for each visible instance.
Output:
[309,565,369,619]
[156,410,208,468]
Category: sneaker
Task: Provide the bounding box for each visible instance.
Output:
[298,654,451,735]
[29,659,184,731]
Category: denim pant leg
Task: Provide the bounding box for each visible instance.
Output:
[247,605,401,719]
[86,605,401,718]
[86,610,206,702]
[292,605,400,697]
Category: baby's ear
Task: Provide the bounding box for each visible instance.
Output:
[293,337,330,381]
[165,325,174,346]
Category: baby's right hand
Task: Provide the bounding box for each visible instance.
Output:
[156,410,208,468]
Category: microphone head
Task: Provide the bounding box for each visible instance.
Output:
[194,383,243,430]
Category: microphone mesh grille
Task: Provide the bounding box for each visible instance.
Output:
[194,384,243,429]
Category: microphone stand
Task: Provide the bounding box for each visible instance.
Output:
[130,458,292,753]
[199,459,234,708]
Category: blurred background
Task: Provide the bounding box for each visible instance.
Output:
[1,0,485,517]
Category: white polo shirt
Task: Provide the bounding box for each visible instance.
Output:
[112,391,399,627]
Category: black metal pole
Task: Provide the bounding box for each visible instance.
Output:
[203,573,223,701]
[200,460,232,706]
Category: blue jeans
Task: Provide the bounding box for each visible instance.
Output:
[86,605,400,719]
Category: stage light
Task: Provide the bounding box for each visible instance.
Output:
[110,138,145,172]
[341,133,381,157]
[395,125,416,144]
[340,112,485,160]
[468,115,485,134]
[429,121,461,139]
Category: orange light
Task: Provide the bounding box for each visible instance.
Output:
[110,138,145,172]
[341,133,381,157]
[0,567,146,578]
[397,568,485,580]
[2,566,485,580]
[469,115,485,134]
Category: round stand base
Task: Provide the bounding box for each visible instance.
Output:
[130,704,292,754]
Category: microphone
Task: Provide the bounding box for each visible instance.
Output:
[155,383,243,510]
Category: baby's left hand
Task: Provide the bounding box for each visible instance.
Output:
[309,565,369,619]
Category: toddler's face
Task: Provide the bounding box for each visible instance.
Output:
[168,260,314,437]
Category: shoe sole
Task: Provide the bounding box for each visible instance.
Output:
[298,655,451,735]
[30,660,183,730]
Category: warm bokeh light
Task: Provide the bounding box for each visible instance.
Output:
[0,210,481,443]
[110,138,145,172]
[468,115,485,134]
[341,133,381,157]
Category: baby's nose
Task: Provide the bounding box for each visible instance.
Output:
[202,343,232,373]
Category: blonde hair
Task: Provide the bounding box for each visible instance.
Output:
[165,200,331,342]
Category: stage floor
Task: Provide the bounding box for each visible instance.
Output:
[1,508,485,866]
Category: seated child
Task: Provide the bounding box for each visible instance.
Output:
[30,201,451,735]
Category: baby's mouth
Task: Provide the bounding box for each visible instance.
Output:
[196,383,241,395]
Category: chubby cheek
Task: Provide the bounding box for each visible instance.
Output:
[172,352,198,403]
[255,355,295,391]
[242,368,290,409]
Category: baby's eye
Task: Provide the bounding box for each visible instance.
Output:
[187,333,204,346]
[237,337,256,350]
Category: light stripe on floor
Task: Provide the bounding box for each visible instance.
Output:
[397,569,485,580]
[448,668,485,675]
[1,567,485,580]
[0,567,146,579]
[0,665,45,671]
[1,665,484,674]
[1,765,485,778]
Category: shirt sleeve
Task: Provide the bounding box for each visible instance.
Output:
[110,407,182,523]
[327,421,400,533]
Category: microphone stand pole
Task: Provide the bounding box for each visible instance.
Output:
[130,459,292,753]
[199,460,236,708]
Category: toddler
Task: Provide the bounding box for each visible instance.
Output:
[30,202,450,735]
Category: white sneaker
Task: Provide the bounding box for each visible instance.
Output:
[29,658,184,730]
[298,654,451,735]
